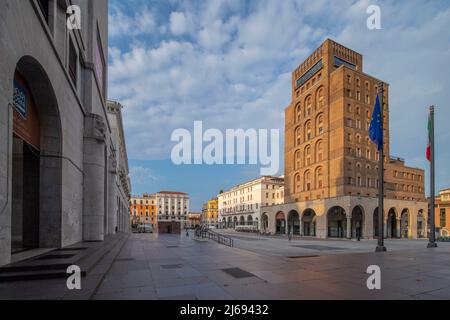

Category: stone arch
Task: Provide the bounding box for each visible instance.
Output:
[327,206,347,238]
[351,205,364,238]
[287,210,300,235]
[373,207,380,237]
[275,211,286,234]
[400,208,410,239]
[302,209,316,236]
[233,216,238,228]
[239,215,245,226]
[387,208,398,238]
[10,56,63,251]
[417,209,425,238]
[261,213,269,232]
[247,215,253,226]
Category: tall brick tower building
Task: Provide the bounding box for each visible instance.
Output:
[262,39,427,239]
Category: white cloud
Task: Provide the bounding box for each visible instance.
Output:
[169,11,189,35]
[109,7,155,37]
[108,0,450,192]
[129,166,160,186]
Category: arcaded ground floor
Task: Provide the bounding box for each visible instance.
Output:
[1,232,449,300]
[220,196,429,240]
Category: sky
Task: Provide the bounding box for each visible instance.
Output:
[107,0,450,211]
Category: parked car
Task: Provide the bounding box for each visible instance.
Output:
[138,224,153,233]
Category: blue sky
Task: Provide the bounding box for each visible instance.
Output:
[107,0,450,211]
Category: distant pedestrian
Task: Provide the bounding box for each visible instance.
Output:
[288,231,292,242]
[186,229,189,237]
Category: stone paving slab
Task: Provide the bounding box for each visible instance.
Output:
[1,232,450,300]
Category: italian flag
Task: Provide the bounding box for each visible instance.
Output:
[426,112,432,161]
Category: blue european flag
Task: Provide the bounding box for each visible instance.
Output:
[369,95,383,150]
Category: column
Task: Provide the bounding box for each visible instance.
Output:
[107,154,117,235]
[299,218,303,236]
[83,114,107,241]
[396,219,401,238]
[346,215,352,239]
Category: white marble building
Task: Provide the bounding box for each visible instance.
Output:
[218,176,285,230]
[156,192,189,226]
[0,0,130,267]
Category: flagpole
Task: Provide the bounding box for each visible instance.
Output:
[376,82,387,252]
[427,106,437,248]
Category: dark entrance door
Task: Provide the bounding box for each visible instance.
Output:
[11,136,40,252]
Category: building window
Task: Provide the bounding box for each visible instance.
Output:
[440,209,446,227]
[316,167,323,189]
[316,113,324,135]
[305,121,312,140]
[296,126,302,146]
[316,140,323,162]
[304,171,311,191]
[68,38,77,87]
[305,145,312,166]
[295,150,301,170]
[316,87,324,108]
[306,96,312,116]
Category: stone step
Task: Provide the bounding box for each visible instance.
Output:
[0,233,129,283]
[0,269,87,283]
[0,263,71,274]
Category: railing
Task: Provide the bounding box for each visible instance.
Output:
[195,229,234,248]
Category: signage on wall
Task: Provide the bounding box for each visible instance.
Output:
[13,80,27,119]
[13,72,41,150]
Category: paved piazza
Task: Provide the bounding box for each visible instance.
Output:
[1,232,450,300]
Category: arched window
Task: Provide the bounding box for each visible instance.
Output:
[367,176,371,188]
[357,175,362,186]
[305,145,312,166]
[315,166,323,189]
[295,126,302,146]
[316,140,323,162]
[316,87,324,108]
[305,121,312,141]
[294,173,301,193]
[356,134,361,143]
[316,113,324,135]
[304,170,311,191]
[294,150,301,170]
[296,103,302,122]
[306,96,312,116]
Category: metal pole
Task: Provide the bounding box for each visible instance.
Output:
[376,82,387,252]
[428,106,437,248]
